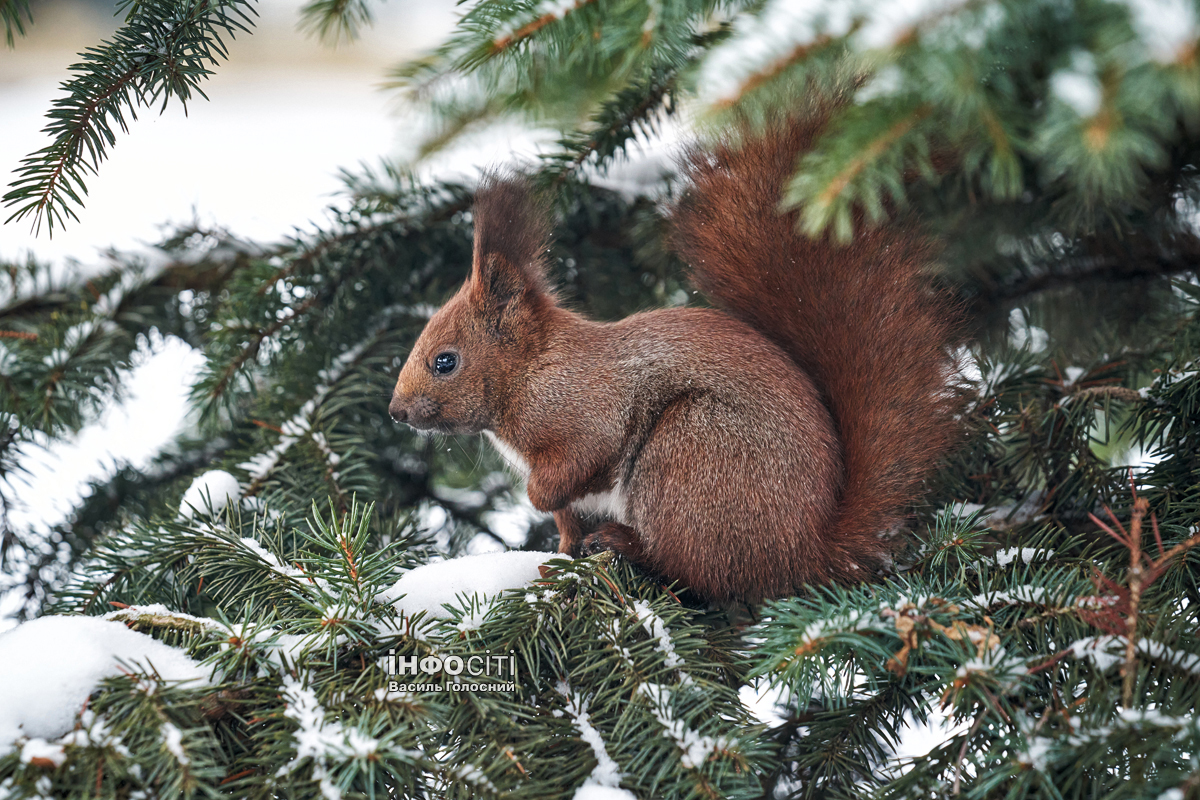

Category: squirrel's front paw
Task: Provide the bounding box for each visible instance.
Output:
[582,522,643,560]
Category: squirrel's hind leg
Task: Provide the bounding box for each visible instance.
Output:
[554,509,585,557]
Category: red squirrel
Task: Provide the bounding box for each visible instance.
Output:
[388,113,959,603]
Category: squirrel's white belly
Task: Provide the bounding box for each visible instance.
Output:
[571,486,629,524]
[484,431,530,477]
[484,431,628,523]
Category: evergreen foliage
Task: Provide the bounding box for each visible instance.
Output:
[3,0,1200,797]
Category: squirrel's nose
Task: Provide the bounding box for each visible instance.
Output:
[388,396,408,423]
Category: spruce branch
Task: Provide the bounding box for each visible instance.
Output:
[206,293,321,406]
[1088,487,1200,708]
[983,240,1200,305]
[1,0,257,235]
[489,0,599,56]
[196,215,432,421]
[541,64,680,185]
[298,0,373,44]
[0,0,31,48]
[710,33,844,113]
[785,99,933,242]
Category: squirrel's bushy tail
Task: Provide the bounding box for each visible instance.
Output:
[671,110,959,580]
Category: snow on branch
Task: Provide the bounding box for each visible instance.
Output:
[993,547,1055,567]
[697,0,978,109]
[239,306,410,490]
[1070,635,1200,677]
[102,603,226,636]
[554,681,625,792]
[697,0,856,108]
[237,536,334,596]
[179,469,243,520]
[968,584,1054,609]
[637,683,731,771]
[491,0,598,52]
[630,599,684,670]
[277,674,399,800]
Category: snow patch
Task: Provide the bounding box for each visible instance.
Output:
[795,607,878,645]
[0,616,211,752]
[739,679,790,727]
[1050,51,1102,117]
[1115,0,1198,62]
[698,0,983,107]
[970,584,1051,608]
[1009,307,1050,353]
[1019,734,1054,771]
[574,783,638,800]
[179,469,242,519]
[1065,635,1200,676]
[493,0,588,45]
[377,551,556,619]
[455,764,498,793]
[993,547,1054,567]
[160,722,190,766]
[276,674,410,800]
[698,0,855,106]
[240,538,306,580]
[19,738,66,767]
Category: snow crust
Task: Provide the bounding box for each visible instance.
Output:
[179,469,242,519]
[376,551,556,619]
[0,616,211,752]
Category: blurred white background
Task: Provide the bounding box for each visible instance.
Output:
[1,0,461,262]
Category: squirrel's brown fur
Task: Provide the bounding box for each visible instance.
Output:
[671,113,960,589]
[389,112,959,603]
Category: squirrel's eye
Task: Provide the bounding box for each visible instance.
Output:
[433,352,458,375]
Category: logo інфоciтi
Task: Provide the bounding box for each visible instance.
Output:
[385,649,518,692]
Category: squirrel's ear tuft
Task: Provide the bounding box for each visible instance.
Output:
[468,173,553,310]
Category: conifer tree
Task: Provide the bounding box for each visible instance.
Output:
[2,0,1200,798]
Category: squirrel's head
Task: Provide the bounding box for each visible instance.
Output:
[389,175,555,434]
